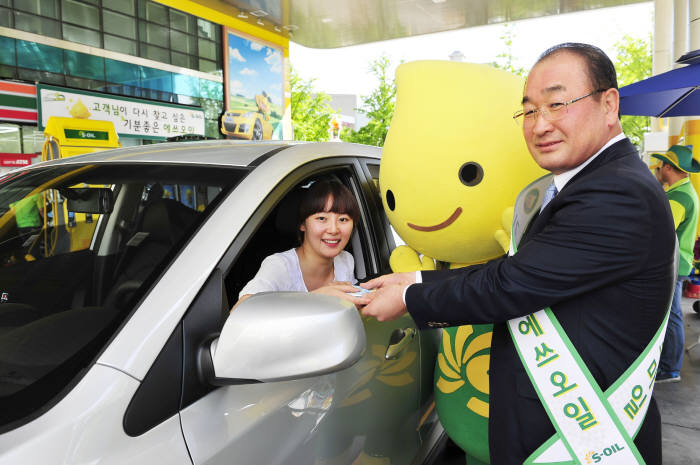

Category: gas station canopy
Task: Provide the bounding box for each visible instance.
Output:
[218,0,647,48]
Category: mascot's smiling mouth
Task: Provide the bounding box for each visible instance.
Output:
[407,207,462,231]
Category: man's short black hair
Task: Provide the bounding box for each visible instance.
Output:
[535,43,618,97]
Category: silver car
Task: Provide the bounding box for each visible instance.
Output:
[0,140,443,464]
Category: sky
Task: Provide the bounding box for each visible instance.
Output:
[227,32,284,105]
[289,1,654,97]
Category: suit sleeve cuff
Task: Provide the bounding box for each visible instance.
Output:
[401,271,423,305]
[404,282,436,329]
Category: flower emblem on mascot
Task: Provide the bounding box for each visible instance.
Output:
[380,60,544,465]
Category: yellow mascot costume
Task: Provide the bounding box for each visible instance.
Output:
[380,60,544,464]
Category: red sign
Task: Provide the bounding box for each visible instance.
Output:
[0,153,35,167]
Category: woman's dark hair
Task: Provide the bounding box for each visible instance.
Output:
[297,180,360,242]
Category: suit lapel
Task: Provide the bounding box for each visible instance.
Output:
[518,137,636,247]
[564,137,636,189]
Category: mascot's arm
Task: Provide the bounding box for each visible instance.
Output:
[493,206,514,254]
[389,245,437,272]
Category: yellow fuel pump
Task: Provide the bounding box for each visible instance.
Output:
[38,117,120,256]
[42,116,120,161]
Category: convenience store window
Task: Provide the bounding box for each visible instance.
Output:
[22,126,44,153]
[0,124,20,153]
[0,124,43,154]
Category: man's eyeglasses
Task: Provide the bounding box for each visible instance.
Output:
[513,89,607,127]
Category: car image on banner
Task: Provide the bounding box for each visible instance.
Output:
[220,94,274,140]
[0,140,445,465]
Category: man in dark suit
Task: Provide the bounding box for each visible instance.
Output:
[362,43,676,465]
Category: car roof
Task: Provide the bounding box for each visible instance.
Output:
[32,140,381,170]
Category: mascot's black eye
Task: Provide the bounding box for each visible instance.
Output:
[386,189,396,211]
[459,162,484,187]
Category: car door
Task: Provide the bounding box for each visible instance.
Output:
[359,159,442,446]
[177,157,423,465]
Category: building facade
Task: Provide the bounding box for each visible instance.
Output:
[0,0,226,171]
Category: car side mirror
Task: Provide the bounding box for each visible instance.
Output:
[200,293,365,384]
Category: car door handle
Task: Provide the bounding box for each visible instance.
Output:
[385,327,416,360]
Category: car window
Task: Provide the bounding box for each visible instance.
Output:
[0,163,246,429]
[363,160,404,265]
[224,167,372,304]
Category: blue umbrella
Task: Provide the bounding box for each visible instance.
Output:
[619,49,700,117]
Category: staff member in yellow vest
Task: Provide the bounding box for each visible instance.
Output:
[652,144,700,383]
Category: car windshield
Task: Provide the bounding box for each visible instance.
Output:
[0,163,246,428]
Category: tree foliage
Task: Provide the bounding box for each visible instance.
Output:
[492,24,526,77]
[342,55,397,147]
[614,34,652,150]
[289,66,336,141]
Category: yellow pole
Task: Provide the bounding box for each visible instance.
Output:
[684,120,700,236]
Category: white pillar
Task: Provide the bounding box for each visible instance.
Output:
[670,0,689,143]
[674,0,690,59]
[690,0,700,50]
[653,0,674,131]
[654,0,674,75]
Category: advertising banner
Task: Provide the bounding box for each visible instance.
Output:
[223,28,284,140]
[37,84,205,140]
[0,153,34,167]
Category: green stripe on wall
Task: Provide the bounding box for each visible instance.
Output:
[0,94,36,110]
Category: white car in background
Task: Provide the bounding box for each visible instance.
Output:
[0,141,444,464]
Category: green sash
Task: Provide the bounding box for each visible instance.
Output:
[508,175,674,465]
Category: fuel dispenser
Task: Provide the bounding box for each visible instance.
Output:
[42,116,120,161]
[33,117,120,257]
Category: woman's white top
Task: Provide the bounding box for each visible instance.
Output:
[238,248,356,298]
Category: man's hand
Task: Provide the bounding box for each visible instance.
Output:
[360,271,416,290]
[361,283,409,322]
[312,282,372,308]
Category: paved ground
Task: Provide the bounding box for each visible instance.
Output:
[435,296,700,465]
[655,294,700,465]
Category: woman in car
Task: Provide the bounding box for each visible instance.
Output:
[234,180,371,308]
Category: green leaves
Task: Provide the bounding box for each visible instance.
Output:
[289,66,336,142]
[492,24,526,77]
[342,55,397,147]
[614,34,652,151]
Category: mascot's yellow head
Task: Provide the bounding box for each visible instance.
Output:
[381,61,545,264]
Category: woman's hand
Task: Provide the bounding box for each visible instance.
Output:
[311,281,373,308]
